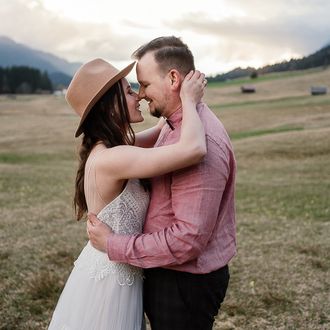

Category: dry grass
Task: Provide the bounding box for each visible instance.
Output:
[0,68,329,329]
[205,67,330,105]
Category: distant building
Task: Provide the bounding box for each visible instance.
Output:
[241,85,256,93]
[310,86,327,95]
[53,89,67,96]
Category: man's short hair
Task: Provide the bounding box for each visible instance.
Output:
[132,36,195,76]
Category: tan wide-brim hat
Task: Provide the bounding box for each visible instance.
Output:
[66,58,135,137]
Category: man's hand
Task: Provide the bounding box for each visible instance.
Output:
[87,213,113,252]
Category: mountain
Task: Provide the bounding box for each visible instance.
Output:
[48,72,73,88]
[0,36,81,88]
[208,43,330,82]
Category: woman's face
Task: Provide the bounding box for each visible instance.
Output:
[121,78,144,123]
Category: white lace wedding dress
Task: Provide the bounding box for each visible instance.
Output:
[48,179,149,330]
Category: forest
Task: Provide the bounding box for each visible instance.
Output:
[0,66,53,94]
[208,44,330,82]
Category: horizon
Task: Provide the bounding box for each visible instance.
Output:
[1,34,328,82]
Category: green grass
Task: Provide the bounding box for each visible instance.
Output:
[230,125,304,140]
[208,66,326,88]
[213,94,330,111]
[0,152,74,164]
[1,71,330,330]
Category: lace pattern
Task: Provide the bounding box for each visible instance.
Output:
[74,179,149,285]
[74,242,143,284]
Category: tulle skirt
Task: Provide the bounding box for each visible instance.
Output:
[48,242,144,330]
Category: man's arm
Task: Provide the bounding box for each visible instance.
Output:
[88,139,230,268]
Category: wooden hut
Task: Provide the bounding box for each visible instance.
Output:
[241,85,256,93]
[310,86,327,95]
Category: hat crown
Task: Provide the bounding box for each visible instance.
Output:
[65,59,135,137]
[66,59,120,118]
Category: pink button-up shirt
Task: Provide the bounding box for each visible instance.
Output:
[107,102,237,274]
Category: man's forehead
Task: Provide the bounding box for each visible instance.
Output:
[136,61,152,81]
[138,52,157,69]
[136,64,146,81]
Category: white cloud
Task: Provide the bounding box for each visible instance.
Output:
[0,0,138,62]
[167,1,330,72]
[0,0,329,76]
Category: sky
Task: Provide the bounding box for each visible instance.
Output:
[1,0,330,80]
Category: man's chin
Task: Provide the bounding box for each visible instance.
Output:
[150,109,162,118]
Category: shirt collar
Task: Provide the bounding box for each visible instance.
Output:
[165,102,203,130]
[165,108,182,130]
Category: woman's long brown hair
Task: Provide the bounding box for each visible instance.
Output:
[74,81,135,221]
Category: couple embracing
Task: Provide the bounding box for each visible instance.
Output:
[48,36,236,330]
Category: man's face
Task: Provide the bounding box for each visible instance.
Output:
[136,52,170,118]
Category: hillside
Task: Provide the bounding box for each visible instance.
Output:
[205,67,330,111]
[209,43,330,82]
[0,36,80,87]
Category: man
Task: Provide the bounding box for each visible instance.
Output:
[88,36,236,330]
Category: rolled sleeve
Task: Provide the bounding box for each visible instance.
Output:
[107,233,130,262]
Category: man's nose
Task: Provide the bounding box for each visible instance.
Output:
[138,87,145,100]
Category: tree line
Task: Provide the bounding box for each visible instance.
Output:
[0,66,53,94]
[208,44,330,82]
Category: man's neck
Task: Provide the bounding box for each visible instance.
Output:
[163,103,182,119]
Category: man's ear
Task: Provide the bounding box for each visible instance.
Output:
[169,71,175,85]
[168,70,180,87]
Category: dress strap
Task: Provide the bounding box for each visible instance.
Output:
[85,148,109,208]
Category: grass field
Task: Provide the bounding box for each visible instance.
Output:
[1,68,329,329]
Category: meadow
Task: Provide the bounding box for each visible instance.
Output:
[0,67,329,329]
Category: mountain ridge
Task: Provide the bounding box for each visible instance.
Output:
[1,36,329,86]
[0,36,81,88]
[209,43,330,82]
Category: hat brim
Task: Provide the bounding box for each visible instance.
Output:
[74,61,135,137]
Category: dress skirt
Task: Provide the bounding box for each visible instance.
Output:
[48,241,144,330]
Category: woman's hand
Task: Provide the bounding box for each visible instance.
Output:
[87,213,112,252]
[180,70,206,105]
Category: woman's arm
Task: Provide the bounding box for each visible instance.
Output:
[178,70,206,163]
[134,117,166,148]
[98,70,207,179]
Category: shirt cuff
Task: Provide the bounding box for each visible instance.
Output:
[107,233,130,262]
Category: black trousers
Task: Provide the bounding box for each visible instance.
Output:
[143,265,229,330]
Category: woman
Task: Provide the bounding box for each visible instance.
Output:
[48,58,206,330]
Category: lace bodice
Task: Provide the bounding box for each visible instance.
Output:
[97,179,149,235]
[74,179,150,285]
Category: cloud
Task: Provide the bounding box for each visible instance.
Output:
[167,0,330,69]
[1,0,329,75]
[0,0,144,63]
